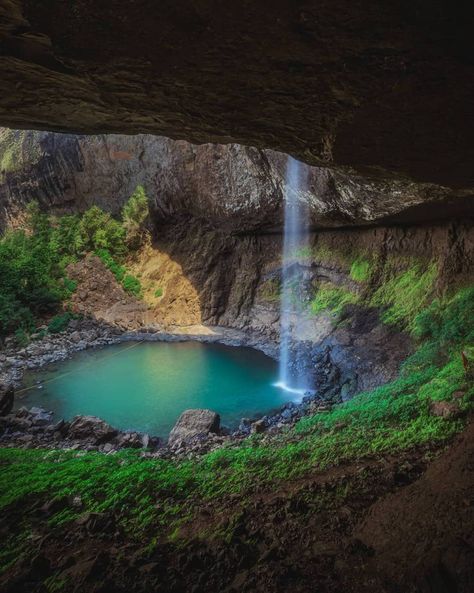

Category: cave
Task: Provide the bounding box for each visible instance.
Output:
[0,3,473,593]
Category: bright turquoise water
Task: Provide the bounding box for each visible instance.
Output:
[19,341,288,438]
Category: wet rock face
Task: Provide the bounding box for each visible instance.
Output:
[0,383,14,416]
[0,130,471,233]
[0,2,473,187]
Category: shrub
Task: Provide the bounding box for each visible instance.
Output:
[50,215,81,257]
[14,328,30,348]
[47,312,75,334]
[95,249,142,297]
[122,186,150,249]
[122,274,142,297]
[154,288,163,298]
[77,206,126,257]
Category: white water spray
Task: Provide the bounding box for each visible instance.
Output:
[275,156,310,396]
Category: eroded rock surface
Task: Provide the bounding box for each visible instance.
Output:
[0,383,14,416]
[1,130,471,233]
[0,2,473,187]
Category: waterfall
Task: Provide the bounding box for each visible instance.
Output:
[275,156,310,396]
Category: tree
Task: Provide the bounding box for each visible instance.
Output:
[77,206,126,257]
[122,186,150,249]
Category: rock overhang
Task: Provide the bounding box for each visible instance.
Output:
[0,0,473,189]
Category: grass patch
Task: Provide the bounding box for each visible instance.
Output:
[310,283,359,317]
[350,257,371,282]
[371,260,437,330]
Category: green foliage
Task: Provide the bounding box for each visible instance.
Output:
[350,257,371,282]
[0,193,148,338]
[50,215,81,259]
[122,186,150,249]
[14,328,30,348]
[95,249,142,297]
[76,206,126,258]
[310,283,359,317]
[413,286,474,346]
[0,219,64,339]
[122,274,142,297]
[154,287,163,298]
[371,261,437,330]
[47,312,76,334]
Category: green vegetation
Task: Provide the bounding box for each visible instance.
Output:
[259,278,280,303]
[76,206,126,258]
[0,188,149,340]
[305,248,438,331]
[0,205,76,341]
[1,287,472,552]
[371,260,437,330]
[47,312,78,334]
[0,129,42,177]
[154,287,163,298]
[310,283,359,317]
[95,249,142,297]
[350,257,371,282]
[122,185,150,249]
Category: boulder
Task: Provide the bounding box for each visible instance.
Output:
[29,407,53,426]
[251,419,266,434]
[0,383,14,416]
[168,409,220,446]
[67,415,118,444]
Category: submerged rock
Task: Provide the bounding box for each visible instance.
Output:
[168,409,220,446]
[0,383,14,416]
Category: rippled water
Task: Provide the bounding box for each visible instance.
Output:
[18,341,289,438]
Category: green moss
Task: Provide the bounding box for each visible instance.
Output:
[44,575,68,593]
[350,258,371,282]
[259,278,280,303]
[310,283,359,317]
[371,261,437,330]
[0,130,42,176]
[0,130,22,175]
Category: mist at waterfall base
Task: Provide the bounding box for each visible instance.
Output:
[274,156,312,398]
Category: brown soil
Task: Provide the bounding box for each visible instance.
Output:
[67,254,153,330]
[1,420,472,593]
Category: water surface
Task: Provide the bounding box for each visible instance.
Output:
[19,341,287,437]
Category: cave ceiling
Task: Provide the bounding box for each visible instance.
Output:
[0,1,473,189]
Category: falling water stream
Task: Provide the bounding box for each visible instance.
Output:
[275,156,310,396]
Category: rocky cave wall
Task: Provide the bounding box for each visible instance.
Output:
[0,1,473,190]
[1,129,473,400]
[0,128,471,232]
